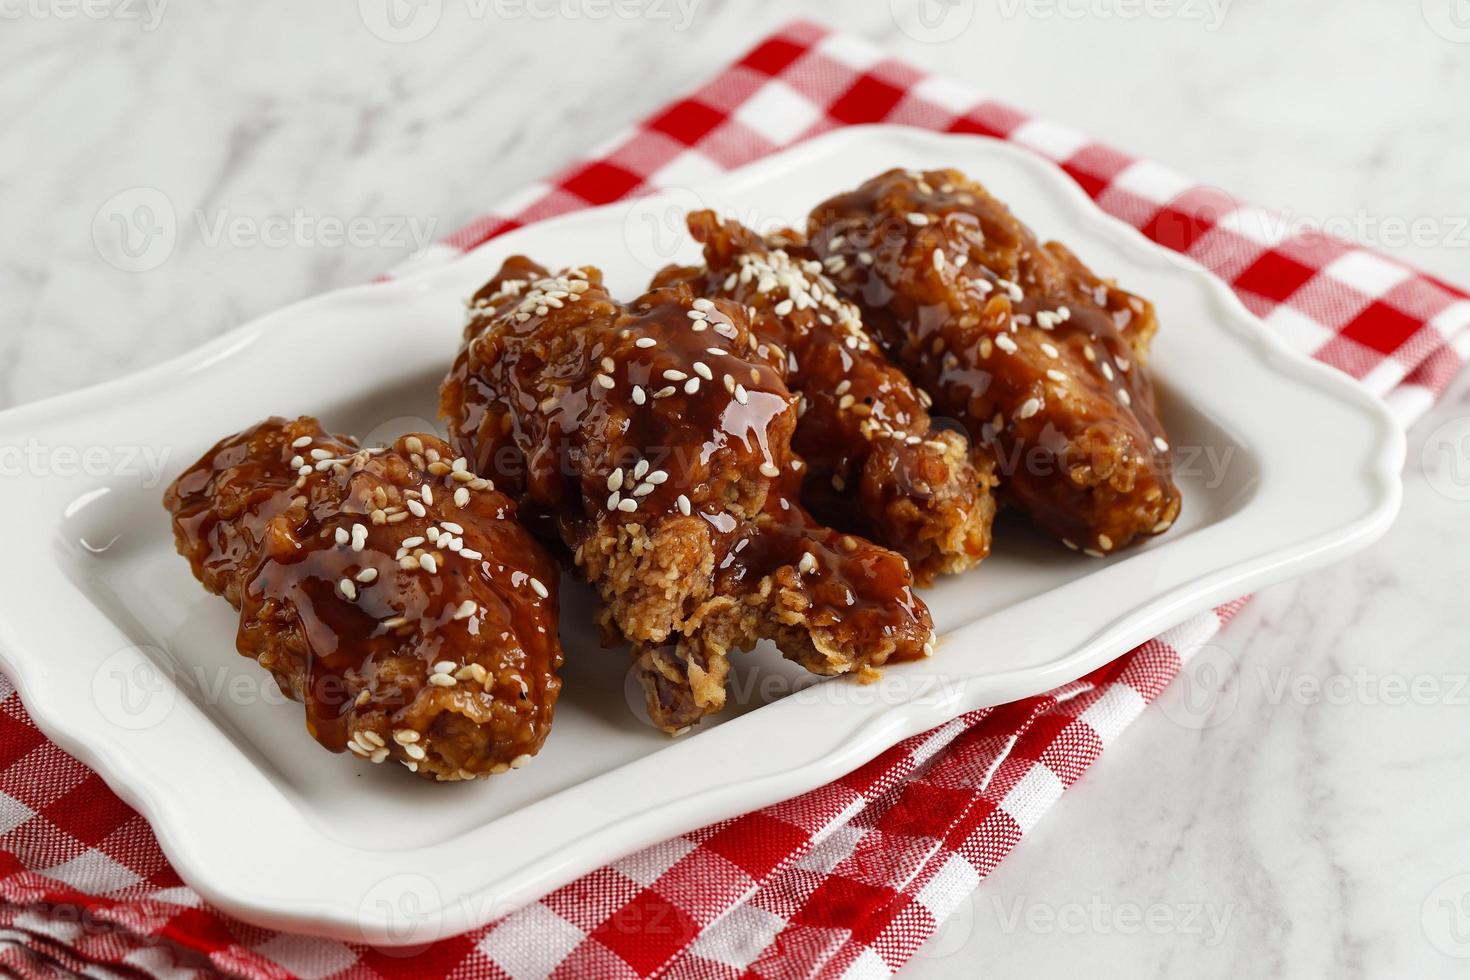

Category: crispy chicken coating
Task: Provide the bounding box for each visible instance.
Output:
[440,258,934,731]
[164,416,563,780]
[809,168,1182,555]
[652,211,995,584]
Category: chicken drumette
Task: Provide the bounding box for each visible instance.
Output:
[440,258,934,731]
[652,211,995,584]
[808,168,1182,556]
[164,416,563,780]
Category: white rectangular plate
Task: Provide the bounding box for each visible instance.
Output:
[0,126,1402,945]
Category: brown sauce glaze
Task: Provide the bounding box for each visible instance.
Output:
[808,168,1182,555]
[652,211,996,583]
[164,416,562,780]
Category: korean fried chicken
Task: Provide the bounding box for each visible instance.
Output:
[164,416,562,780]
[809,168,1182,556]
[651,210,995,584]
[440,258,934,732]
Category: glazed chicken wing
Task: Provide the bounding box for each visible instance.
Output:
[808,168,1182,555]
[652,211,995,584]
[164,416,563,780]
[440,259,934,731]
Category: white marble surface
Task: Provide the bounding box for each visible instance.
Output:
[3,1,1469,976]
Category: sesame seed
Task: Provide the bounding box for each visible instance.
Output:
[773,299,794,316]
[631,385,646,405]
[310,448,332,460]
[351,523,367,552]
[633,483,655,497]
[420,554,438,574]
[686,310,707,321]
[1101,362,1114,381]
[1153,436,1170,452]
[1016,397,1042,419]
[402,536,425,548]
[677,494,691,516]
[403,743,427,761]
[453,600,477,620]
[407,499,427,518]
[1040,342,1060,359]
[759,462,780,478]
[460,548,483,560]
[607,468,623,492]
[734,384,749,405]
[454,487,470,507]
[427,673,456,688]
[1098,534,1114,550]
[291,435,313,448]
[433,660,455,674]
[1046,369,1067,382]
[339,579,357,600]
[653,386,675,399]
[399,555,420,570]
[684,377,700,394]
[798,552,817,574]
[356,568,378,583]
[1083,548,1105,558]
[530,577,549,598]
[393,729,419,744]
[616,498,639,513]
[693,361,713,380]
[692,298,715,312]
[663,369,687,382]
[635,337,656,348]
[595,373,615,389]
[646,470,668,484]
[906,212,929,226]
[634,459,649,479]
[334,527,350,545]
[405,436,423,454]
[995,334,1018,354]
[1118,388,1132,406]
[440,521,464,534]
[607,490,621,510]
[1153,520,1173,533]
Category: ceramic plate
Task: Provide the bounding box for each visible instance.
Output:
[0,126,1403,944]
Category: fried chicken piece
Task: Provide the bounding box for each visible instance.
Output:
[440,259,934,731]
[164,416,563,780]
[651,211,995,584]
[809,168,1182,555]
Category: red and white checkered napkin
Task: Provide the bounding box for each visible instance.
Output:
[2,19,1466,980]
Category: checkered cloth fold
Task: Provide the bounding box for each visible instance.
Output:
[3,19,1464,980]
